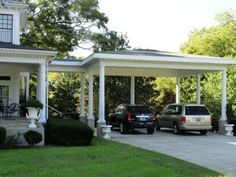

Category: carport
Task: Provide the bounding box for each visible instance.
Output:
[49,49,236,136]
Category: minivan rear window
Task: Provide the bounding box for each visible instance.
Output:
[185,106,210,115]
[128,106,151,113]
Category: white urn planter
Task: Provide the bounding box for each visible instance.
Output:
[224,124,234,136]
[26,107,40,128]
[101,125,112,139]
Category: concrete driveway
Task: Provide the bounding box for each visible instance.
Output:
[111,129,236,177]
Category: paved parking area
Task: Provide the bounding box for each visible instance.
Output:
[111,129,236,177]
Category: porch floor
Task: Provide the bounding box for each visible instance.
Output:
[0,118,44,146]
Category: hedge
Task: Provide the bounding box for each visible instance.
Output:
[46,118,94,146]
[0,127,6,145]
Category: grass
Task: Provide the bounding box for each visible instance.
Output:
[0,138,224,177]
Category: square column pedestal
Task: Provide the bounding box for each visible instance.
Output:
[97,121,105,137]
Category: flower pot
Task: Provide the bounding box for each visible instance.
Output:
[224,124,234,136]
[101,125,112,139]
[26,107,40,128]
[26,107,40,118]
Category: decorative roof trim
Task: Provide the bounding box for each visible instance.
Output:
[0,48,56,58]
[1,0,28,10]
[83,53,236,66]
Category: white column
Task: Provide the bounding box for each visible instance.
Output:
[80,73,85,118]
[98,64,105,123]
[176,77,180,104]
[130,76,135,104]
[220,69,227,121]
[36,72,40,100]
[37,63,46,123]
[25,73,30,100]
[196,74,201,104]
[46,61,49,120]
[88,70,94,120]
[97,64,106,137]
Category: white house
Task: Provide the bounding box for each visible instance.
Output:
[1,0,236,137]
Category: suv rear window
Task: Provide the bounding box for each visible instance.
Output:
[185,106,210,115]
[128,106,151,113]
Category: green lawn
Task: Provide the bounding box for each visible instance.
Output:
[0,138,224,177]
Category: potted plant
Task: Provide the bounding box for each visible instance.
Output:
[225,103,235,136]
[21,99,43,128]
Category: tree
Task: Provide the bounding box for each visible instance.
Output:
[92,31,129,52]
[48,73,81,114]
[151,77,176,113]
[181,10,236,117]
[20,0,128,57]
[181,10,236,58]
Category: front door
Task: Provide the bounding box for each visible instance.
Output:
[0,85,9,106]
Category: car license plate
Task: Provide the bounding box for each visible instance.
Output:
[196,118,201,122]
[140,117,146,121]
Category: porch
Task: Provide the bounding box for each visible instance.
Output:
[0,118,44,146]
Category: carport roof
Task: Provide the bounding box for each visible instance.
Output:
[96,49,212,58]
[49,49,236,76]
[82,49,236,66]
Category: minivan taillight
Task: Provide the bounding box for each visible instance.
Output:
[181,116,186,123]
[127,112,132,122]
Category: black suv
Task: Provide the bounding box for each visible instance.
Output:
[108,104,155,134]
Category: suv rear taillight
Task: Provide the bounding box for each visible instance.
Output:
[127,112,132,122]
[181,116,186,123]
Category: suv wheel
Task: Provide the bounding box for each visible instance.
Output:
[200,130,208,135]
[120,122,128,134]
[173,123,180,135]
[147,126,154,134]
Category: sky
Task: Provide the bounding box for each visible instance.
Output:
[71,0,236,57]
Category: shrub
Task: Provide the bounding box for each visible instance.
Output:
[24,130,42,146]
[20,99,43,110]
[3,135,18,149]
[47,118,94,146]
[0,127,6,145]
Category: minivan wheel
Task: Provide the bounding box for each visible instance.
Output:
[173,123,180,135]
[200,130,208,135]
[147,126,154,134]
[120,122,128,134]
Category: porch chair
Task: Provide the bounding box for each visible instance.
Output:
[3,103,20,118]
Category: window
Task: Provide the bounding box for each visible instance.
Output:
[128,106,151,113]
[0,76,11,81]
[0,14,13,29]
[185,106,210,115]
[164,105,182,115]
[0,14,13,43]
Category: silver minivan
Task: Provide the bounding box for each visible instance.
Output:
[156,104,212,135]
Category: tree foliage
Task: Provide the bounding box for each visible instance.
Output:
[181,10,236,58]
[181,10,236,117]
[49,73,81,113]
[152,78,176,113]
[20,0,129,57]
